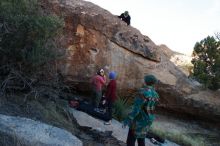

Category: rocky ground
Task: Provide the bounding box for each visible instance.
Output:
[69,108,179,146]
[0,96,124,146]
[0,94,220,146]
[0,114,82,146]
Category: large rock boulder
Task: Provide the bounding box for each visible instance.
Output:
[40,0,161,89]
[40,0,220,123]
[40,0,196,92]
[0,114,82,146]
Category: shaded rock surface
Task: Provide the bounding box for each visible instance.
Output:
[0,114,82,146]
[157,84,220,125]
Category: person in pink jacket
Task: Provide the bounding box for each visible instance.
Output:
[91,69,106,108]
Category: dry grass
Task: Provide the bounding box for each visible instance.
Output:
[149,117,220,146]
[150,125,206,146]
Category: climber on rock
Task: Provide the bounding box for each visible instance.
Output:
[118,11,131,25]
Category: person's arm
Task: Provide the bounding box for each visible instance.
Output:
[103,75,106,83]
[99,76,106,85]
[123,97,144,126]
[105,82,111,99]
[150,91,160,111]
[105,81,116,101]
[118,13,123,19]
[127,16,131,25]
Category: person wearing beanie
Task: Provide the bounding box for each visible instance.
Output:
[118,11,131,25]
[122,74,160,146]
[103,71,117,125]
[91,68,106,108]
[109,71,117,80]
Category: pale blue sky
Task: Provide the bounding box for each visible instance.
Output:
[85,0,220,55]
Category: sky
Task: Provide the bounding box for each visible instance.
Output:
[85,0,220,55]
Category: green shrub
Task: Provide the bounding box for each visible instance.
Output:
[0,0,65,99]
[113,97,131,121]
[0,0,63,70]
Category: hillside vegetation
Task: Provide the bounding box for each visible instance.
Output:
[0,0,67,101]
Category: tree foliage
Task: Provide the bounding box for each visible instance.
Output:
[0,0,66,100]
[191,35,220,90]
[0,0,63,70]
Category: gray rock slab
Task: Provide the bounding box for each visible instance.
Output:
[0,114,82,146]
[69,108,179,146]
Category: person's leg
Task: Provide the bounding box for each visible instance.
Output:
[95,90,102,108]
[107,100,112,119]
[91,93,96,106]
[137,138,145,146]
[91,87,97,105]
[104,100,112,125]
[126,128,136,146]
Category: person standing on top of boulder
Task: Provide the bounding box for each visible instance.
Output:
[122,74,160,146]
[103,71,117,125]
[91,69,106,109]
[118,11,131,25]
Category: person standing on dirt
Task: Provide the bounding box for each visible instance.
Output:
[103,71,117,125]
[118,11,131,25]
[91,69,106,108]
[122,74,160,146]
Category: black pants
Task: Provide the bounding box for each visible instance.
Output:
[127,129,145,146]
[106,99,113,121]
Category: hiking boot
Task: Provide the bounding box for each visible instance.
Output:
[104,120,111,125]
[150,138,161,145]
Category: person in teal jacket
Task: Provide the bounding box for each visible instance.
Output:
[123,74,159,146]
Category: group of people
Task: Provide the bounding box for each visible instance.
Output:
[89,10,131,124]
[90,68,160,146]
[90,8,158,146]
[90,69,117,125]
